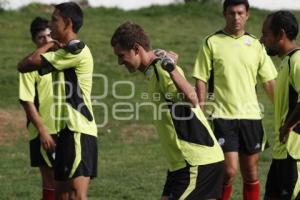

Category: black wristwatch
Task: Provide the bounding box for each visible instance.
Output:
[161,57,175,73]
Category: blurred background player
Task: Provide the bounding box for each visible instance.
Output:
[261,10,300,200]
[192,0,277,199]
[19,17,56,200]
[18,2,98,199]
[111,21,224,200]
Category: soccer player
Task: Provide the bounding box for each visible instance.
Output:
[192,0,277,199]
[17,2,97,200]
[261,11,300,200]
[111,21,224,200]
[19,17,56,200]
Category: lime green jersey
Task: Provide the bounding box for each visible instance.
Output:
[193,31,277,119]
[39,43,97,137]
[145,60,224,172]
[19,72,56,139]
[273,49,300,159]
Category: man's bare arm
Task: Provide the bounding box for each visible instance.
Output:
[21,101,56,151]
[17,42,55,73]
[195,79,207,110]
[169,68,199,107]
[263,79,276,103]
[280,103,300,143]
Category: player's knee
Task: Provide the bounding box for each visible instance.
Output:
[41,169,55,188]
[43,179,56,189]
[43,175,55,188]
[73,192,87,200]
[224,168,237,185]
[72,187,88,200]
[243,169,258,182]
[225,166,238,178]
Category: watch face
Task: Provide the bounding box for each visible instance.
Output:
[166,63,175,72]
[161,57,175,72]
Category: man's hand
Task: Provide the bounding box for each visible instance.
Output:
[167,51,178,64]
[153,49,179,73]
[279,124,292,144]
[153,49,179,64]
[49,40,63,51]
[39,128,56,151]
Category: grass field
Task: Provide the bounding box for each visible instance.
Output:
[0,2,299,199]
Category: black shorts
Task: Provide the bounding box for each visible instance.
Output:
[264,155,300,200]
[29,134,57,167]
[162,161,224,200]
[54,128,98,181]
[213,119,264,154]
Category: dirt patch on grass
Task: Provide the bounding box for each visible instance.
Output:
[0,108,28,145]
[120,123,157,144]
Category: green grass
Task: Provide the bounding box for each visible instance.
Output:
[0,2,300,199]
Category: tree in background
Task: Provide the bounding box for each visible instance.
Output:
[0,0,7,11]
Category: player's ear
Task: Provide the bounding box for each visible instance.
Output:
[246,10,250,20]
[133,43,139,55]
[278,29,285,41]
[64,17,73,31]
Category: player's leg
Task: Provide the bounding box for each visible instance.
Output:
[239,153,260,200]
[213,119,239,200]
[30,136,56,200]
[239,120,264,200]
[221,152,239,200]
[39,134,57,200]
[40,166,55,200]
[55,180,72,200]
[239,153,259,182]
[70,176,90,200]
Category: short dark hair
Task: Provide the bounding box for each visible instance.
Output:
[30,17,49,39]
[267,11,298,41]
[111,22,151,51]
[55,2,83,33]
[223,0,249,12]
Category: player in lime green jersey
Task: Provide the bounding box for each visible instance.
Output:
[193,0,277,199]
[261,10,300,200]
[17,3,97,200]
[19,17,56,200]
[111,21,224,200]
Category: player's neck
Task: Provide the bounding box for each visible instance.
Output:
[60,31,77,45]
[139,51,156,72]
[279,40,298,57]
[223,27,245,38]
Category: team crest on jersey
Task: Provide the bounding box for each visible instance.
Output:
[244,38,252,46]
